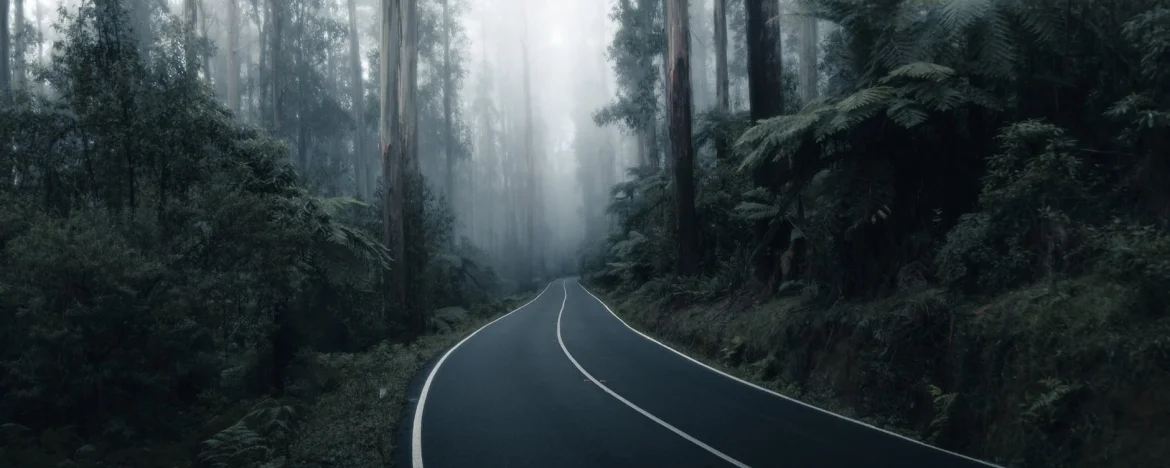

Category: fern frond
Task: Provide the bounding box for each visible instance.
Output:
[940,0,994,31]
[836,86,896,113]
[887,99,930,128]
[882,62,956,83]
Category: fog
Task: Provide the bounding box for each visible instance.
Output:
[14,0,816,284]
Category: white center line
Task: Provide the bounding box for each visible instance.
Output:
[554,280,752,468]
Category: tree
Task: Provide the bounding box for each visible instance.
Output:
[799,11,817,103]
[380,0,404,324]
[348,0,367,200]
[1,0,10,100]
[744,0,786,287]
[521,2,537,279]
[713,0,729,159]
[595,0,664,171]
[185,0,199,75]
[227,0,241,112]
[442,0,455,216]
[12,0,22,91]
[666,0,699,275]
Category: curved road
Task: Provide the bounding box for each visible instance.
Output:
[406,279,1000,468]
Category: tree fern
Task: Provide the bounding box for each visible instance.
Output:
[940,0,995,31]
[882,62,956,83]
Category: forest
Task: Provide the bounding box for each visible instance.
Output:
[0,0,1167,467]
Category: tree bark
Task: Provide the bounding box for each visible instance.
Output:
[396,0,423,331]
[227,0,241,112]
[521,6,537,280]
[380,0,404,325]
[348,0,366,199]
[800,14,818,103]
[745,0,785,286]
[713,0,729,160]
[442,0,455,214]
[185,0,198,75]
[1,0,10,100]
[13,0,23,91]
[269,0,283,134]
[666,0,700,275]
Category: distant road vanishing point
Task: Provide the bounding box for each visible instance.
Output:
[404,279,1002,468]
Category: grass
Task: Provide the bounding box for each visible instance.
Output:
[285,292,537,468]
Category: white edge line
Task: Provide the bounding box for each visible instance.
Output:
[574,280,1005,468]
[555,281,752,468]
[411,280,558,468]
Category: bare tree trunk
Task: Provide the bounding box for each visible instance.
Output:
[185,0,198,75]
[666,0,700,275]
[380,0,404,324]
[13,0,23,92]
[348,0,366,198]
[227,0,240,112]
[1,0,10,100]
[200,0,212,79]
[521,6,537,280]
[441,0,455,215]
[269,0,283,134]
[713,0,730,159]
[745,0,786,287]
[800,14,818,103]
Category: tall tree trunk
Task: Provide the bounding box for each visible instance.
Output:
[380,0,404,323]
[269,0,283,135]
[185,0,198,75]
[348,0,366,199]
[1,0,10,100]
[800,14,818,103]
[521,6,537,280]
[666,0,699,275]
[745,0,786,287]
[659,0,671,171]
[12,0,23,92]
[713,0,730,160]
[441,0,454,214]
[200,0,212,79]
[129,0,152,62]
[228,0,241,112]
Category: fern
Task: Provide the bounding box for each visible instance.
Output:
[940,0,995,32]
[882,62,956,83]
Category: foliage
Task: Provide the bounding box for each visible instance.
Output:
[0,2,496,466]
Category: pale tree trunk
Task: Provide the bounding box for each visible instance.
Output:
[347,0,366,198]
[666,0,699,275]
[800,14,818,103]
[379,0,405,326]
[521,6,537,280]
[713,0,729,160]
[269,0,283,134]
[185,0,198,75]
[1,0,10,101]
[441,0,454,212]
[13,0,23,92]
[200,0,212,79]
[227,0,241,112]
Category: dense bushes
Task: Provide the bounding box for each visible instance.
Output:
[580,0,1170,466]
[0,2,497,466]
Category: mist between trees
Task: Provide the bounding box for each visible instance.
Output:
[2,0,1169,467]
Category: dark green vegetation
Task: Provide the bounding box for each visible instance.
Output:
[581,0,1170,467]
[0,1,527,466]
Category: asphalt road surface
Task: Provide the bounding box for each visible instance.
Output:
[406,279,1000,468]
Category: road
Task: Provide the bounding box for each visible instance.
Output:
[406,279,1000,468]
